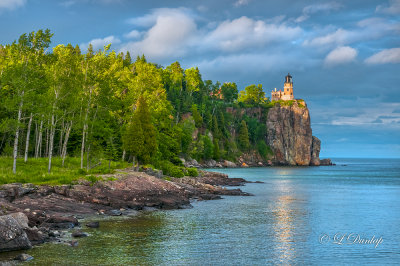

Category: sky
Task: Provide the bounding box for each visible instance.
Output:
[0,0,399,158]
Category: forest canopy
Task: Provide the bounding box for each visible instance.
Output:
[0,30,274,178]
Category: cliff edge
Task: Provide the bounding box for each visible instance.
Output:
[266,100,321,166]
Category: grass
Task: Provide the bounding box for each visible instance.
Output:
[0,156,130,185]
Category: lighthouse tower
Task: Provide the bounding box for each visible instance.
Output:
[281,73,294,101]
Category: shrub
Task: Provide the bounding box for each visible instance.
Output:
[187,167,198,177]
[158,160,185,178]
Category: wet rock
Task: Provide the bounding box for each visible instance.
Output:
[320,159,334,165]
[310,136,321,166]
[49,231,60,237]
[85,221,99,228]
[43,215,79,229]
[0,213,32,252]
[24,228,45,245]
[107,209,122,216]
[71,230,88,238]
[14,253,33,262]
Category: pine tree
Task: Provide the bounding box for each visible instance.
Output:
[136,96,157,164]
[213,138,220,160]
[238,120,250,151]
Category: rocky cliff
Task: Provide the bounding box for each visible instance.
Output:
[266,100,321,166]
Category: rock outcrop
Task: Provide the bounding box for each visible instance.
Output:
[266,101,321,165]
[0,213,32,252]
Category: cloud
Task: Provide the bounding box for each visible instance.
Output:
[295,2,343,23]
[324,46,357,66]
[80,36,121,52]
[123,30,141,39]
[304,18,400,48]
[234,0,250,7]
[204,16,302,52]
[127,7,192,27]
[121,8,197,60]
[376,0,400,14]
[0,0,26,10]
[365,48,400,64]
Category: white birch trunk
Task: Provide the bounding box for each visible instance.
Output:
[13,91,24,174]
[62,121,72,167]
[48,114,55,173]
[24,113,32,162]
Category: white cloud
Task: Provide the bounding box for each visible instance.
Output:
[123,30,141,39]
[295,2,342,23]
[127,7,192,27]
[376,0,400,14]
[204,16,302,52]
[324,46,357,66]
[80,36,121,52]
[0,0,26,10]
[120,8,197,60]
[304,18,400,48]
[234,0,250,7]
[365,48,400,64]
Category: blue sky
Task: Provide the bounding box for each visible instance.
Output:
[1,0,399,158]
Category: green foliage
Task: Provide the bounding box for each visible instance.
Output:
[238,84,265,106]
[0,157,130,185]
[238,120,250,151]
[221,82,238,103]
[158,160,185,178]
[0,29,282,183]
[256,140,274,160]
[187,167,199,177]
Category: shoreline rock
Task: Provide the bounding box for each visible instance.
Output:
[0,169,257,254]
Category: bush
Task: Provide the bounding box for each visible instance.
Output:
[158,160,185,178]
[187,167,198,177]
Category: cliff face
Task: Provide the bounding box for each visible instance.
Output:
[266,101,320,165]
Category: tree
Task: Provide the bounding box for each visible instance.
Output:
[122,114,144,170]
[221,82,238,103]
[238,84,265,106]
[213,138,220,160]
[238,120,250,151]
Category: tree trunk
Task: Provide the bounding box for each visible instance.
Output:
[132,156,135,168]
[59,119,64,156]
[122,149,126,161]
[62,121,72,167]
[48,114,56,173]
[35,119,43,158]
[80,123,87,169]
[24,113,32,162]
[13,91,24,174]
[45,123,49,157]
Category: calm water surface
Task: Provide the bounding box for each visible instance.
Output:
[3,158,400,265]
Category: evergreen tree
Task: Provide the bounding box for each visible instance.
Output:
[136,96,157,164]
[213,138,220,160]
[238,120,250,151]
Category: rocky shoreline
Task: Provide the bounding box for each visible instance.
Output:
[0,169,257,258]
[183,157,334,168]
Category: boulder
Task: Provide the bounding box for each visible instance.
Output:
[0,213,32,252]
[223,160,237,168]
[85,221,99,228]
[204,160,216,168]
[71,230,88,238]
[14,253,34,262]
[320,159,334,165]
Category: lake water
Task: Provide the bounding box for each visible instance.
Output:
[3,158,400,265]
